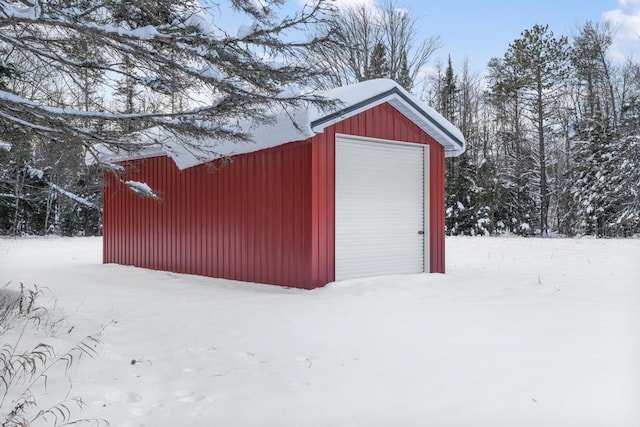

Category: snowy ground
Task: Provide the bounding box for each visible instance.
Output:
[1,236,639,426]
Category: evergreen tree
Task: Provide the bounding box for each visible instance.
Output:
[607,61,640,235]
[565,22,614,236]
[507,24,570,236]
[0,62,17,90]
[366,41,390,79]
[567,22,639,237]
[439,56,491,235]
[485,55,538,235]
[396,50,413,90]
[445,158,482,235]
[570,119,614,236]
[440,57,475,235]
[440,56,457,120]
[571,21,617,124]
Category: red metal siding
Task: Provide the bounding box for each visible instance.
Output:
[310,130,335,288]
[429,145,446,273]
[310,102,446,287]
[103,141,314,288]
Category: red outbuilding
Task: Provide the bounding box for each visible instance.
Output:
[102,79,466,289]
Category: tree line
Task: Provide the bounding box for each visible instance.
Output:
[0,0,638,238]
[431,22,639,237]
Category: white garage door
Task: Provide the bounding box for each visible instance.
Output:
[335,135,429,281]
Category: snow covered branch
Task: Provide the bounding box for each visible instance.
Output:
[0,0,336,166]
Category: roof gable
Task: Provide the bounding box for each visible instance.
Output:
[311,80,465,155]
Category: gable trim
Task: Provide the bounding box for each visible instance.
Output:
[310,87,465,154]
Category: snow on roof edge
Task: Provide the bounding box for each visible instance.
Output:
[310,80,465,157]
[96,79,466,170]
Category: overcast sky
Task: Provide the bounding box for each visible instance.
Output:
[332,0,640,72]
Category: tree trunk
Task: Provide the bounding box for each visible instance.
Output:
[537,71,548,236]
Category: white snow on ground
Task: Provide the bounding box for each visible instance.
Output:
[0,236,639,426]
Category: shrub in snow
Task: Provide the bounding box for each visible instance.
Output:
[519,222,532,236]
[0,284,107,426]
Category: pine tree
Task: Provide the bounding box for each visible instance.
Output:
[485,55,538,235]
[570,118,614,236]
[507,24,570,235]
[367,41,389,80]
[396,50,413,90]
[608,61,640,235]
[440,56,457,120]
[567,22,637,237]
[439,56,489,235]
[571,21,617,124]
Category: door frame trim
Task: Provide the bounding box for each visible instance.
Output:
[423,144,430,273]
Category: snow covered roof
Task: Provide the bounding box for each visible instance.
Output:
[99,79,466,170]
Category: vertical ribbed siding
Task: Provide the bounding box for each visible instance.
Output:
[310,130,335,288]
[429,145,446,273]
[103,141,313,288]
[310,102,447,286]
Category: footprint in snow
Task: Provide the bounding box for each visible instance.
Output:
[236,351,267,364]
[295,356,314,367]
[175,390,206,403]
[104,390,142,403]
[181,367,204,373]
[129,406,152,417]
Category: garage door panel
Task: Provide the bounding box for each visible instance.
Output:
[335,136,426,281]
